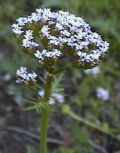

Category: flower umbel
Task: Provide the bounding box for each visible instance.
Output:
[12,8,109,68]
[16,66,37,84]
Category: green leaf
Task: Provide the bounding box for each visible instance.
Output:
[52,73,64,93]
[24,101,53,112]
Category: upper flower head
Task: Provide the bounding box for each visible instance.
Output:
[12,8,109,69]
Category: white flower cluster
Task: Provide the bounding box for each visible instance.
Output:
[12,8,109,66]
[96,87,109,101]
[16,67,37,84]
[22,30,39,48]
[38,90,64,105]
[35,49,62,62]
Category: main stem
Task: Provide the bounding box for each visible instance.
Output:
[41,73,53,153]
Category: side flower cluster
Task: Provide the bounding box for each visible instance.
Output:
[12,8,109,67]
[16,67,37,84]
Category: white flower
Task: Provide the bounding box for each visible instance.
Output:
[96,87,109,101]
[48,36,61,46]
[3,73,12,81]
[16,67,37,84]
[12,24,23,35]
[38,90,64,105]
[99,41,109,52]
[16,17,28,26]
[41,25,50,37]
[34,50,44,61]
[52,93,64,103]
[31,12,39,22]
[84,66,100,75]
[56,23,64,30]
[25,30,33,40]
[60,30,70,37]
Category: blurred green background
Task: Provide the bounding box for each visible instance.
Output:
[0,0,120,153]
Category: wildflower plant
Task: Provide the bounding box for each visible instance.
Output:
[12,8,109,153]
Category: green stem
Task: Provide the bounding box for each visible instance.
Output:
[41,73,53,153]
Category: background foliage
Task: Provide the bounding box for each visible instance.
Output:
[0,0,120,153]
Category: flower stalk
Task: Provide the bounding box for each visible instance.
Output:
[41,73,53,153]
